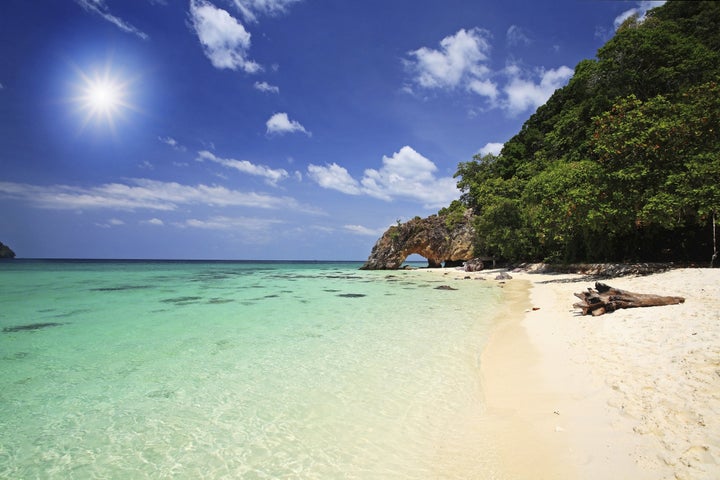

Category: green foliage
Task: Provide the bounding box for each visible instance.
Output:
[389,227,399,240]
[450,1,720,264]
[473,198,536,262]
[592,81,720,231]
[523,160,608,261]
[438,200,467,230]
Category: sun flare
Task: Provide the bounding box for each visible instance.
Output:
[86,80,122,113]
[72,65,135,131]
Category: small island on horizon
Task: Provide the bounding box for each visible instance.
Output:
[0,242,15,259]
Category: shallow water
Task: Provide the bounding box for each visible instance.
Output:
[0,260,502,478]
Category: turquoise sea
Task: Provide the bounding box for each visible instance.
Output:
[0,260,505,479]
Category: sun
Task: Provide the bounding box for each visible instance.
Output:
[86,79,123,113]
[71,65,135,131]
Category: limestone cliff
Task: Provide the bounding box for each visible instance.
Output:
[0,242,16,259]
[360,211,475,270]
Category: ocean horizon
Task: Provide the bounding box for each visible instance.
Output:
[1,259,504,478]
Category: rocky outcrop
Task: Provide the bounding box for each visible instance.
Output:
[0,242,15,259]
[360,211,475,270]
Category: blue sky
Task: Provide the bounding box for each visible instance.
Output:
[0,0,663,259]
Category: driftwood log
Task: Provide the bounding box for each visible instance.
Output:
[573,282,685,316]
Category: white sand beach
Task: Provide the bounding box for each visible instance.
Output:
[432,266,720,479]
[475,267,720,479]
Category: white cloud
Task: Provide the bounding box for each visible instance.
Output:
[614,1,666,29]
[180,215,283,231]
[307,163,361,195]
[179,215,286,244]
[254,81,279,93]
[142,218,165,226]
[95,218,125,228]
[343,224,386,236]
[159,136,187,151]
[189,0,260,73]
[478,142,504,156]
[0,179,317,212]
[467,79,499,102]
[231,0,302,23]
[406,28,492,90]
[196,150,288,185]
[360,146,458,207]
[308,146,459,208]
[405,27,573,115]
[266,112,311,136]
[75,0,148,40]
[506,25,531,46]
[502,65,573,115]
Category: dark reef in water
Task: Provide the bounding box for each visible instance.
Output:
[160,296,203,305]
[3,322,64,333]
[91,285,153,292]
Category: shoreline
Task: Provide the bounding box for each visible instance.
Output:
[427,266,720,479]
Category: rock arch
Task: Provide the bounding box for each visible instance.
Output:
[360,212,475,270]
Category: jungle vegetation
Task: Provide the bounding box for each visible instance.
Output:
[448,1,720,265]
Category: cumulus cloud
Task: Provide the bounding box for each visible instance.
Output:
[75,0,148,40]
[405,27,573,115]
[307,163,361,195]
[478,142,504,156]
[189,0,260,73]
[196,150,288,186]
[502,64,573,115]
[614,1,666,29]
[231,0,302,23]
[253,81,279,93]
[467,79,499,102]
[266,112,310,136]
[308,146,459,208]
[0,179,317,212]
[406,28,492,90]
[361,146,458,206]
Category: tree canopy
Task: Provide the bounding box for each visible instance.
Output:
[452,1,720,264]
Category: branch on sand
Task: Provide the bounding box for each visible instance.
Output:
[573,282,685,316]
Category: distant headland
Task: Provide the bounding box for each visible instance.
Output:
[0,242,16,259]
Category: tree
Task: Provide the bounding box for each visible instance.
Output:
[523,160,610,261]
[449,1,720,264]
[592,81,720,262]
